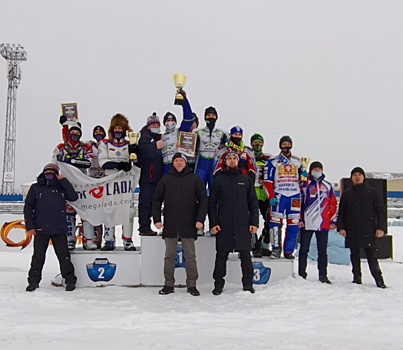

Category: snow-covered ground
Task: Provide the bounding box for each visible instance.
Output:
[1,213,403,350]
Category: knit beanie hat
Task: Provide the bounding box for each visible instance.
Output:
[279,135,292,148]
[224,151,240,163]
[309,161,323,172]
[204,106,218,119]
[230,126,243,136]
[172,152,187,163]
[163,112,177,125]
[43,163,59,175]
[350,167,365,179]
[146,112,160,127]
[69,124,82,137]
[250,133,264,144]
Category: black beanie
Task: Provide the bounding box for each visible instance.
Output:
[204,106,218,119]
[163,112,177,125]
[309,161,323,172]
[279,135,292,148]
[350,167,365,179]
[93,125,106,138]
[251,133,264,144]
[172,152,187,163]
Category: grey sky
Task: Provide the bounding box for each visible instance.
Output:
[1,0,403,189]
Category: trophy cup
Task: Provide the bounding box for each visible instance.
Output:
[300,157,311,182]
[173,73,187,105]
[127,131,140,161]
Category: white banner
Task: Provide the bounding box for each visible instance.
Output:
[58,162,140,227]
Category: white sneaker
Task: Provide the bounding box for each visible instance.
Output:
[83,240,97,250]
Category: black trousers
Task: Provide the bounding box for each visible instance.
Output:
[138,181,157,233]
[28,233,76,285]
[213,250,253,289]
[350,248,383,282]
[298,229,329,277]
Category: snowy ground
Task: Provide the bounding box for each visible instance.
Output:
[1,213,403,350]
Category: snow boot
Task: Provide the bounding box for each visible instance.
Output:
[26,283,39,292]
[159,286,174,295]
[65,283,75,291]
[284,253,295,260]
[376,278,387,289]
[243,286,255,294]
[319,276,332,284]
[187,287,200,296]
[212,287,223,296]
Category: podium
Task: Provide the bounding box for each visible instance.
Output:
[70,236,294,288]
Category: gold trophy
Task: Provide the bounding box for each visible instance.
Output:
[300,157,311,182]
[173,73,187,105]
[127,131,140,161]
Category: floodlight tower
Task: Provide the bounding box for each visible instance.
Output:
[0,43,27,194]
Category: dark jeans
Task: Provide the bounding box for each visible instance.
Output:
[350,248,383,282]
[28,233,76,285]
[298,229,329,277]
[213,250,253,289]
[138,182,157,232]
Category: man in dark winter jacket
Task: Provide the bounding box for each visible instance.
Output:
[24,163,78,292]
[209,151,259,295]
[337,167,387,288]
[152,152,208,296]
[138,113,164,236]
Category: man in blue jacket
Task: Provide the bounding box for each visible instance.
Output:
[24,163,78,292]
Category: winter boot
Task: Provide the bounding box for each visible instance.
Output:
[139,228,157,236]
[26,283,39,292]
[270,249,281,259]
[243,286,255,294]
[376,278,387,289]
[101,241,115,251]
[124,239,136,251]
[212,287,223,296]
[159,286,174,295]
[65,283,75,291]
[319,276,332,284]
[187,287,200,296]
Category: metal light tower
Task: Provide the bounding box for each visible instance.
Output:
[0,43,27,194]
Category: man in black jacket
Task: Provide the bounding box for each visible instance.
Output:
[138,113,164,236]
[24,163,79,292]
[337,167,387,288]
[152,152,208,296]
[209,151,259,295]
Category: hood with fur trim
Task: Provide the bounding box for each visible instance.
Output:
[107,113,133,140]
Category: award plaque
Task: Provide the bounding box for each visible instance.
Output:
[61,103,79,124]
[178,131,197,157]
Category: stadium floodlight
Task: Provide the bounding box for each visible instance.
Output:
[0,43,27,194]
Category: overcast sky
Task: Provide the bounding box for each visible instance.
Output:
[1,0,403,190]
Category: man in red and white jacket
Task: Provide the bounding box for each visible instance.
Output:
[298,161,337,284]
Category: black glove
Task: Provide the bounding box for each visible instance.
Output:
[129,144,139,155]
[117,162,131,172]
[59,115,67,125]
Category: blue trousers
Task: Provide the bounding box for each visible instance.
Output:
[195,157,214,188]
[269,193,300,254]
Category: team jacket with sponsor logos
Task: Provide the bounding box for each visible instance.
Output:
[300,174,337,231]
[98,138,130,176]
[87,140,105,178]
[254,153,272,201]
[162,98,194,165]
[263,153,302,199]
[213,142,257,179]
[195,127,228,160]
[52,141,93,175]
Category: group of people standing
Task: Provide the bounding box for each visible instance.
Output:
[23,90,388,294]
